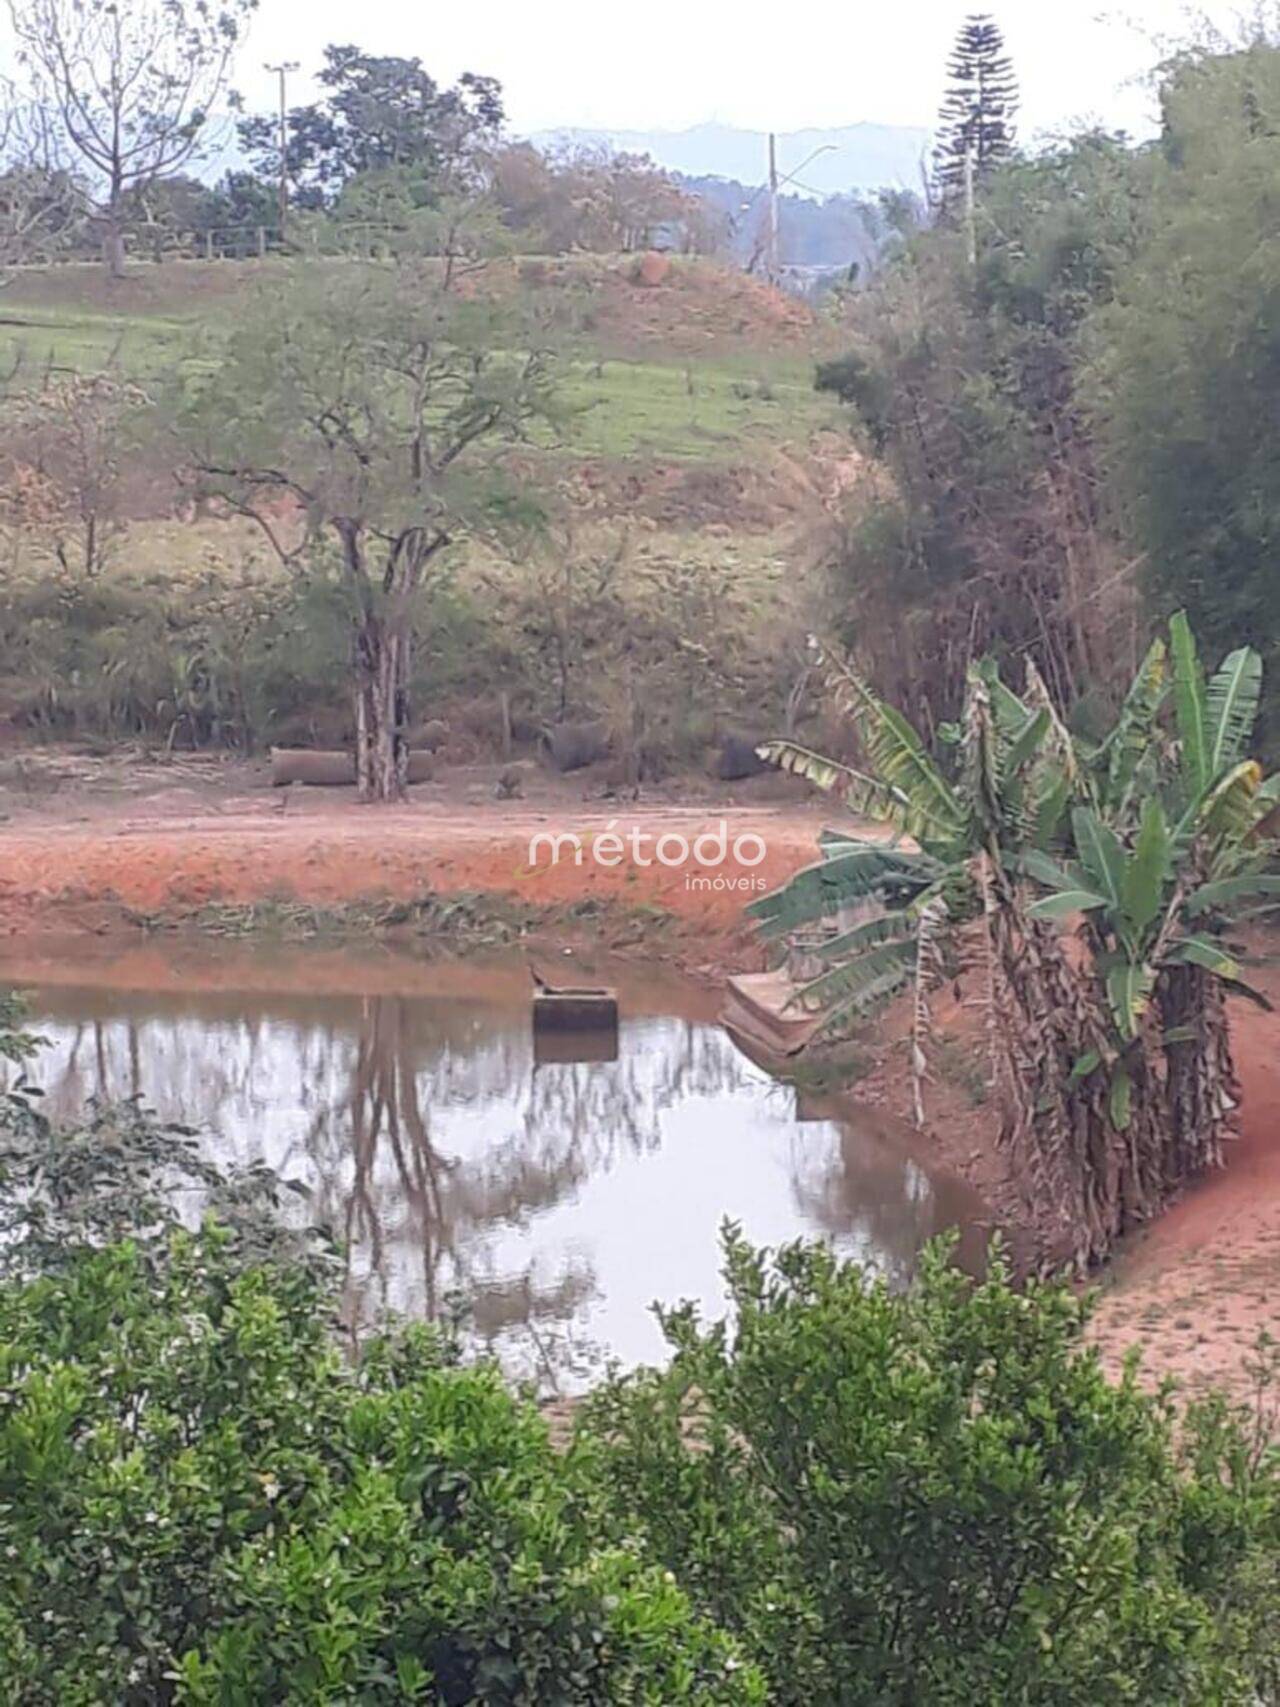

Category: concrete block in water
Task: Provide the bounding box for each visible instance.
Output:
[532,988,619,1029]
[532,987,619,1064]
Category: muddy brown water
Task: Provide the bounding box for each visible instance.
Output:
[0,938,987,1390]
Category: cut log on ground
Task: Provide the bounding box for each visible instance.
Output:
[271,748,436,788]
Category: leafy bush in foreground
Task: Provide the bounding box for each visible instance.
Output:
[0,1228,761,1704]
[583,1232,1280,1707]
[1,988,1275,1704]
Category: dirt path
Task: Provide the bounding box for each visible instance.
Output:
[1,757,1278,1413]
[0,749,832,931]
[1088,981,1280,1415]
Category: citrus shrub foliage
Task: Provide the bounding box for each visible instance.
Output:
[0,1007,757,1707]
[1,994,1276,1703]
[0,1227,763,1704]
[584,1232,1280,1706]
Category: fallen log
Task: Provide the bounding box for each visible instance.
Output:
[270,748,437,787]
[270,749,353,787]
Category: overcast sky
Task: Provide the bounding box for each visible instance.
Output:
[237,1,1257,140]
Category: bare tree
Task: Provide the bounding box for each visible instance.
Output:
[6,0,253,275]
[0,79,83,286]
[2,369,150,576]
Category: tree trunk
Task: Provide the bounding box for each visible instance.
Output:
[101,210,127,279]
[1158,964,1239,1183]
[985,891,1239,1272]
[990,916,1119,1271]
[340,522,445,803]
[354,616,411,802]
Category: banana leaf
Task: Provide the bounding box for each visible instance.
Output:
[747,843,937,938]
[1206,645,1262,776]
[1169,610,1210,798]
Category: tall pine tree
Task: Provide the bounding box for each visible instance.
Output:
[934,14,1018,202]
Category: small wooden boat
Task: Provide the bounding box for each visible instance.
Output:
[720,969,826,1060]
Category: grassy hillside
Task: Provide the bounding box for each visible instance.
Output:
[0,257,838,463]
[0,255,841,762]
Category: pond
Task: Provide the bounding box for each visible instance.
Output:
[0,939,987,1388]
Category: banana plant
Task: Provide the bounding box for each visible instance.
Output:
[753,618,1279,1269]
[1019,620,1279,1129]
[753,642,1083,1025]
[752,642,1082,1129]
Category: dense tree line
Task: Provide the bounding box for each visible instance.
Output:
[0,32,915,277]
[0,40,714,266]
[819,25,1280,752]
[1091,37,1280,737]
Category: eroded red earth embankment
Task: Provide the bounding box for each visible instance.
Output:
[0,804,827,932]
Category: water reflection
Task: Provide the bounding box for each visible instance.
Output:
[4,954,985,1387]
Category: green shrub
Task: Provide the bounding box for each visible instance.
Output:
[0,1006,758,1701]
[0,1228,762,1704]
[3,982,1275,1704]
[582,1231,1280,1706]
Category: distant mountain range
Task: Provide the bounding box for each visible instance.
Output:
[525,121,931,195]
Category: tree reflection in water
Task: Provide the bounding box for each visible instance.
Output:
[7,971,985,1388]
[788,1120,988,1285]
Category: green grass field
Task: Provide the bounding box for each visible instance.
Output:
[0,260,828,754]
[554,355,829,458]
[0,302,197,383]
[0,261,836,463]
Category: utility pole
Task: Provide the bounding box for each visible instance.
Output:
[747,139,836,283]
[748,138,834,284]
[767,131,779,284]
[265,61,299,243]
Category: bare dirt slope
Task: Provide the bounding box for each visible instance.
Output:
[1088,973,1280,1415]
[0,750,827,932]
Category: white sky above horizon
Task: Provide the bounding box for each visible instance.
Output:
[0,1,1268,153]
[234,0,1267,143]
